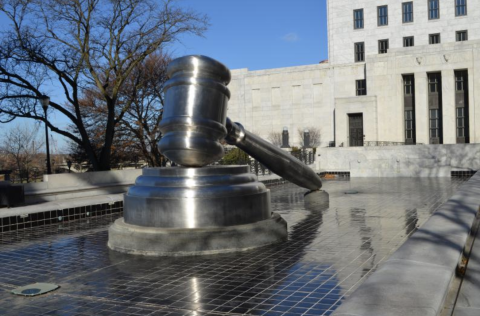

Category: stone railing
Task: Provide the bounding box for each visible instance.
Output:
[22,169,142,204]
[363,141,405,147]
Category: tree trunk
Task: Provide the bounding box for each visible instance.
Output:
[98,99,116,171]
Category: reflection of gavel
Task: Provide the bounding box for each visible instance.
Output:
[158,55,322,191]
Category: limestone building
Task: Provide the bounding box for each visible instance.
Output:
[227,0,480,148]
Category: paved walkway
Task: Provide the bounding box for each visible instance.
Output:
[453,223,480,316]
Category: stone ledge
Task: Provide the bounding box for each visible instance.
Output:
[24,184,131,204]
[108,213,288,256]
[333,172,480,316]
[25,182,132,196]
[454,307,480,316]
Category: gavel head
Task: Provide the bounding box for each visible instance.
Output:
[158,55,231,167]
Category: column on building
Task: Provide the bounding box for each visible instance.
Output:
[414,72,429,144]
[441,69,455,144]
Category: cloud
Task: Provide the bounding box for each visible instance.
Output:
[282,32,299,42]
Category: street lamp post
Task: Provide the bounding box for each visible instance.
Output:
[67,159,72,173]
[40,95,52,175]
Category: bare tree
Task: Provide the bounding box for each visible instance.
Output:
[119,52,170,167]
[68,52,170,168]
[0,0,209,170]
[297,127,321,148]
[267,131,282,147]
[1,124,45,182]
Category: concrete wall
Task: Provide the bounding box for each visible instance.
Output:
[316,144,480,177]
[229,65,334,148]
[24,169,142,203]
[327,0,480,65]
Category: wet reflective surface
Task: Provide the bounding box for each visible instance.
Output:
[0,178,467,315]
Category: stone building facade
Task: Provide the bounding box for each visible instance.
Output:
[227,0,480,148]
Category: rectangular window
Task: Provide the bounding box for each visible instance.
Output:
[456,72,465,92]
[428,0,440,20]
[378,39,389,54]
[429,33,441,44]
[457,107,465,138]
[428,73,442,144]
[405,110,414,140]
[403,2,414,23]
[403,36,414,47]
[354,42,365,62]
[354,9,364,29]
[455,70,469,143]
[378,5,388,26]
[429,109,439,139]
[429,75,440,93]
[356,79,367,96]
[403,75,415,144]
[404,76,413,96]
[456,30,468,42]
[455,0,467,16]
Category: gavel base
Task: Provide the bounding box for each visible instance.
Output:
[108,214,287,256]
[108,165,288,256]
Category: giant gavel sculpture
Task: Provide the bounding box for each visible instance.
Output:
[108,55,324,256]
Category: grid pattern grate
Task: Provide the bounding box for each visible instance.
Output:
[0,178,466,315]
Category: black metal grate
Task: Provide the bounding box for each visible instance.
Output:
[451,170,477,178]
[0,201,123,233]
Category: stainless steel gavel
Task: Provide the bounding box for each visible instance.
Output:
[158,55,322,191]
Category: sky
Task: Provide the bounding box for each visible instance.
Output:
[0,0,328,152]
[171,0,328,70]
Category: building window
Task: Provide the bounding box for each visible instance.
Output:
[356,79,367,96]
[455,0,467,16]
[405,110,414,141]
[455,70,469,143]
[428,0,439,20]
[378,39,389,54]
[456,30,468,42]
[429,33,441,44]
[354,42,365,62]
[403,36,414,47]
[354,9,364,29]
[456,72,466,91]
[402,2,414,23]
[429,74,440,93]
[403,74,416,144]
[429,109,440,139]
[404,77,413,95]
[457,107,465,138]
[378,5,388,26]
[428,73,442,144]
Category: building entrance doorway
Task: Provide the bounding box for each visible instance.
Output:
[349,113,364,147]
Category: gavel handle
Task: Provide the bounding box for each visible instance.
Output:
[225,118,322,191]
